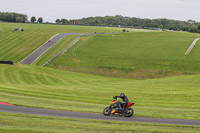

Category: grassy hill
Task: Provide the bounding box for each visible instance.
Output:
[1,23,200,131]
[47,31,200,79]
[1,23,200,119]
[0,64,200,120]
[0,23,120,63]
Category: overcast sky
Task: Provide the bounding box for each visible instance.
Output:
[1,0,200,22]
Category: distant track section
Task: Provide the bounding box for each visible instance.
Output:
[185,38,200,55]
[41,36,81,67]
[41,32,120,67]
[19,33,85,65]
[0,104,200,126]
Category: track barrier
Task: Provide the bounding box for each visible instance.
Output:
[0,61,14,65]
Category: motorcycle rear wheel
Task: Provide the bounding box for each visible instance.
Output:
[103,107,112,116]
[124,108,134,117]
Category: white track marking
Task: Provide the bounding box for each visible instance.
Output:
[185,38,200,55]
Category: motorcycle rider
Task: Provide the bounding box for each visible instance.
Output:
[113,93,129,111]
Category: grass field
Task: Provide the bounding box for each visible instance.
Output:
[1,23,200,131]
[1,112,199,133]
[47,31,200,79]
[0,64,200,120]
[0,23,120,63]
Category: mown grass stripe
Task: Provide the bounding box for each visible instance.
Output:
[0,23,120,62]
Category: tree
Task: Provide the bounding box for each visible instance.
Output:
[189,25,198,33]
[198,24,200,33]
[182,26,189,31]
[31,16,36,23]
[16,17,24,23]
[61,19,68,24]
[198,24,200,30]
[55,19,61,24]
[159,25,164,29]
[37,17,43,23]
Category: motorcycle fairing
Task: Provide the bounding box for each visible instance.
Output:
[125,103,134,109]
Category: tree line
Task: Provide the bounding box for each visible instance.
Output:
[56,15,200,33]
[0,12,43,23]
[0,12,28,23]
[1,12,199,33]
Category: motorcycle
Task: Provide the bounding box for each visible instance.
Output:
[103,98,134,117]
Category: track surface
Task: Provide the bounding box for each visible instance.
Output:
[19,33,85,64]
[0,104,200,126]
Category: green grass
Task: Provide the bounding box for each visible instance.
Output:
[0,112,199,133]
[0,64,200,120]
[0,23,120,63]
[1,23,200,132]
[47,31,200,79]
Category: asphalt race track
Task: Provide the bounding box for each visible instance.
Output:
[19,33,85,64]
[0,104,200,126]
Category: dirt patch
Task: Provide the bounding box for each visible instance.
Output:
[51,65,196,79]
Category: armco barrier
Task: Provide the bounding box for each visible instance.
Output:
[0,61,14,65]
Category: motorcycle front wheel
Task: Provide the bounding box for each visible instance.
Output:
[124,108,134,117]
[103,107,112,116]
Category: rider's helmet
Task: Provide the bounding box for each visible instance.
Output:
[120,93,125,97]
